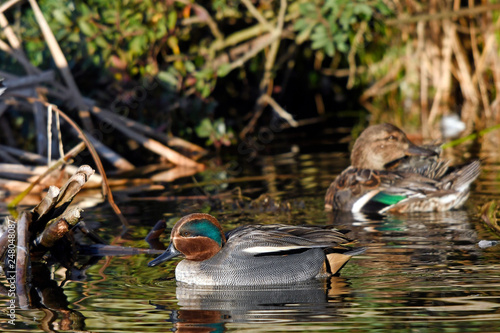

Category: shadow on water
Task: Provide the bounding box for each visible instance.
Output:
[1,146,500,332]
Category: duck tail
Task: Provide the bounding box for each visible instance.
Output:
[325,253,352,275]
[324,247,366,275]
[443,160,481,192]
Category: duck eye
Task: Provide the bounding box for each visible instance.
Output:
[387,135,396,141]
[183,231,191,237]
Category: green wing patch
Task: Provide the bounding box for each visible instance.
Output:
[372,192,406,205]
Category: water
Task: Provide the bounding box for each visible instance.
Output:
[1,134,500,332]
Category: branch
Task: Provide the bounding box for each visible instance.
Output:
[27,0,94,131]
[347,21,367,89]
[91,106,205,169]
[241,0,273,31]
[260,94,298,127]
[0,0,23,14]
[175,0,223,40]
[7,142,86,208]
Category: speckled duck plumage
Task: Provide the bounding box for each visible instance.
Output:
[325,123,481,214]
[148,213,354,286]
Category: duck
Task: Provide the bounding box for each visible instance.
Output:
[148,213,355,286]
[325,123,481,214]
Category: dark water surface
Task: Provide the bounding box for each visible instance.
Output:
[1,137,500,332]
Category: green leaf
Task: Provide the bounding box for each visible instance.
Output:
[78,20,95,36]
[95,36,108,48]
[324,41,335,56]
[167,11,177,31]
[201,84,211,98]
[53,9,71,26]
[185,61,196,73]
[195,118,214,138]
[293,18,309,32]
[353,4,373,18]
[157,70,178,88]
[217,64,232,77]
[130,36,145,54]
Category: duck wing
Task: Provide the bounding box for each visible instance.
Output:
[326,160,480,213]
[225,224,349,257]
[325,167,433,212]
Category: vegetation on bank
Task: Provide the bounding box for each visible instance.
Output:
[1,1,499,164]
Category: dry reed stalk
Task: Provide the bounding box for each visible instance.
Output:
[363,2,500,138]
[27,0,94,132]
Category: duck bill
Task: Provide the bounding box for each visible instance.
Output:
[405,143,438,157]
[148,243,182,267]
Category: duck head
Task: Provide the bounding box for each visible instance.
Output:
[148,213,226,267]
[350,123,438,170]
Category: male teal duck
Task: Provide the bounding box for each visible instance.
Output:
[325,123,481,213]
[148,213,354,286]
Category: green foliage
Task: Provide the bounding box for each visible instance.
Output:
[294,0,391,57]
[2,0,395,148]
[195,118,236,148]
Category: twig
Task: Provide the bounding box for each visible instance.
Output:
[0,144,49,164]
[27,0,94,131]
[240,104,266,139]
[0,0,23,14]
[469,24,491,120]
[0,148,19,164]
[90,106,207,155]
[347,21,367,89]
[91,106,205,169]
[208,22,270,55]
[0,13,24,60]
[241,0,273,31]
[0,38,36,74]
[33,208,82,249]
[45,104,130,229]
[7,142,86,208]
[259,0,287,91]
[174,0,223,41]
[449,24,479,105]
[66,126,135,171]
[260,95,298,127]
[428,20,453,127]
[1,71,55,89]
[78,244,164,256]
[221,31,281,73]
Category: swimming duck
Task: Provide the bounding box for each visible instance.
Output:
[325,123,481,213]
[148,213,354,286]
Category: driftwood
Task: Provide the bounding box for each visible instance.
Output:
[0,164,165,315]
[0,165,94,308]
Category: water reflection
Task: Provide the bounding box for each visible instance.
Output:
[327,209,481,273]
[2,149,500,332]
[152,277,350,332]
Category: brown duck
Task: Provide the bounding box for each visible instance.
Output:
[325,123,481,213]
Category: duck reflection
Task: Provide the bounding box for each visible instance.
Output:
[327,209,480,274]
[154,277,350,332]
